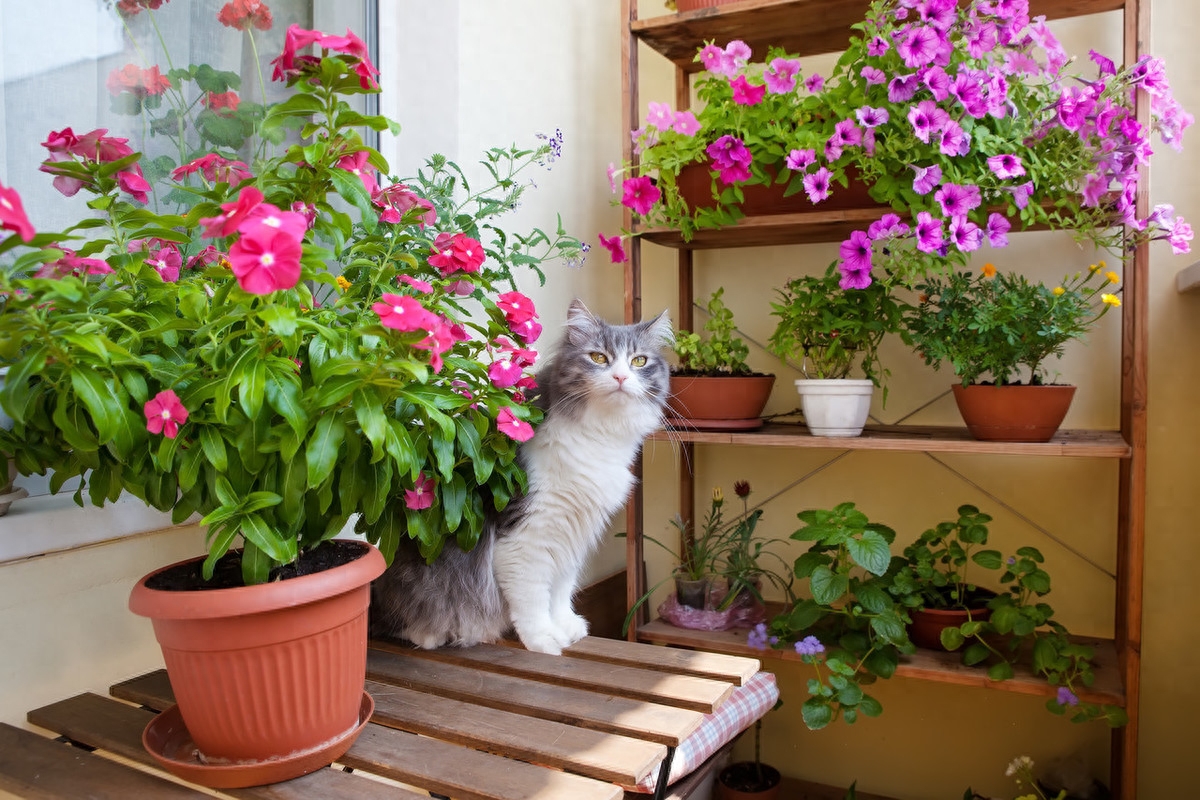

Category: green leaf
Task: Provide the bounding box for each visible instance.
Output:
[240,540,272,586]
[810,565,849,605]
[240,513,296,564]
[239,357,267,419]
[939,627,966,651]
[353,388,388,460]
[846,529,891,576]
[306,414,346,488]
[857,694,883,717]
[963,642,992,666]
[199,427,228,471]
[987,661,1014,682]
[793,550,831,579]
[801,698,833,730]
[265,371,308,439]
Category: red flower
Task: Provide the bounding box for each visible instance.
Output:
[108,64,170,98]
[117,168,151,204]
[203,91,240,115]
[372,293,437,332]
[413,317,456,372]
[217,0,273,31]
[372,183,435,226]
[172,153,253,184]
[428,233,485,275]
[144,389,188,439]
[404,472,436,511]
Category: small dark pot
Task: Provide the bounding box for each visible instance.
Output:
[716,761,782,800]
[675,576,712,610]
[908,589,997,651]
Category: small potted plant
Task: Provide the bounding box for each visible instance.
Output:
[768,262,904,436]
[903,262,1122,441]
[0,3,581,786]
[668,288,775,430]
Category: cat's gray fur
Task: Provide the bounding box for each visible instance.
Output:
[370,299,672,654]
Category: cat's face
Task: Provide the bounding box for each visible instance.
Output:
[550,300,672,414]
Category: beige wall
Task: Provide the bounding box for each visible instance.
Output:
[1,2,1196,797]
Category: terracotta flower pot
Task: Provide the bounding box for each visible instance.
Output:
[951,383,1076,442]
[676,163,883,216]
[675,0,740,11]
[129,540,386,787]
[908,605,993,651]
[668,374,775,431]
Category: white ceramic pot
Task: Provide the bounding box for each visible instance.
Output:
[794,379,873,437]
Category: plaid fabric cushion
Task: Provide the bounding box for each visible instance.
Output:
[625,670,779,793]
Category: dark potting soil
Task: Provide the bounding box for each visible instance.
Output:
[718,761,782,793]
[670,369,774,378]
[145,539,365,591]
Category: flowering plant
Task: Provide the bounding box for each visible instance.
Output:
[756,501,1126,729]
[616,0,1192,286]
[0,1,581,585]
[963,756,1066,800]
[903,261,1121,385]
[767,262,905,389]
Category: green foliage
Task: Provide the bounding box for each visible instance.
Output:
[903,265,1121,385]
[0,14,582,585]
[761,502,1126,730]
[767,262,904,387]
[672,287,752,374]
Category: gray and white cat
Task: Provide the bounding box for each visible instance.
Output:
[370,299,672,655]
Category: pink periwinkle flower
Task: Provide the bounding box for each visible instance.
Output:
[373,293,437,332]
[497,290,537,326]
[144,389,188,439]
[428,232,486,275]
[228,229,303,295]
[497,407,534,442]
[404,472,436,511]
[0,183,35,243]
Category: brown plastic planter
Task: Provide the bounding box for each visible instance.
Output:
[951,383,1076,442]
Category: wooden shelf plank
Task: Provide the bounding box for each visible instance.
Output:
[636,618,1125,706]
[650,423,1131,458]
[633,0,1125,69]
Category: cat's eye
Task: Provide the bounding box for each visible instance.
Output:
[630,355,648,367]
[589,352,609,365]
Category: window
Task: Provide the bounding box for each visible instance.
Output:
[0,0,375,561]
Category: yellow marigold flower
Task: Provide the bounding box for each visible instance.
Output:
[1052,286,1066,296]
[1102,293,1121,307]
[335,275,352,291]
[1089,262,1101,273]
[980,262,997,278]
[1105,270,1120,284]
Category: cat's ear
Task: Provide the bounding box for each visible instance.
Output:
[642,309,674,349]
[565,299,600,347]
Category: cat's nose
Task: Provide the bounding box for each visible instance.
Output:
[613,373,628,386]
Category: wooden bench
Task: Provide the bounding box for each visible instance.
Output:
[4,636,767,800]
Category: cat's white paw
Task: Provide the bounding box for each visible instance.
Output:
[518,625,565,656]
[553,612,589,649]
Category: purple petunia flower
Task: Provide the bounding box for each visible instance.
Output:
[949,216,983,252]
[839,230,873,274]
[764,57,802,94]
[803,167,833,203]
[934,183,981,217]
[965,18,998,58]
[805,73,825,93]
[888,73,921,103]
[861,65,886,86]
[1056,686,1080,707]
[987,153,1025,180]
[1007,181,1035,209]
[938,119,971,156]
[896,24,942,69]
[856,106,890,128]
[1080,173,1109,208]
[832,118,863,147]
[794,635,826,657]
[923,66,951,101]
[868,212,911,240]
[907,100,949,144]
[986,213,1011,248]
[706,135,751,170]
[1089,48,1117,77]
[1169,217,1194,254]
[785,148,817,171]
[911,163,942,195]
[915,211,944,253]
[718,163,752,185]
[867,36,890,57]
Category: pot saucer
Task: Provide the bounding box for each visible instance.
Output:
[665,416,765,432]
[142,691,374,789]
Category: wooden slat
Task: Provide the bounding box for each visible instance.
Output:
[631,0,1125,68]
[110,670,175,710]
[344,721,622,800]
[379,641,733,713]
[565,635,759,686]
[0,722,208,799]
[636,618,1125,705]
[367,647,703,747]
[27,693,407,800]
[649,423,1132,458]
[366,679,666,786]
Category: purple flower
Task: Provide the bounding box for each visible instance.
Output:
[620,176,661,216]
[747,623,778,650]
[911,163,942,195]
[986,213,1011,248]
[718,163,752,185]
[1058,86,1097,132]
[964,19,998,57]
[839,230,873,275]
[803,167,833,203]
[856,106,890,128]
[794,635,826,657]
[938,120,971,156]
[888,73,921,103]
[923,66,951,101]
[986,70,1011,118]
[672,110,701,136]
[915,211,944,253]
[867,36,890,57]
[896,25,941,69]
[951,71,988,118]
[785,148,817,171]
[987,154,1025,180]
[831,118,863,147]
[934,183,981,217]
[1169,218,1194,254]
[860,65,886,86]
[646,101,674,130]
[706,135,751,170]
[907,100,949,144]
[1007,181,1035,209]
[825,141,843,162]
[1056,686,1080,707]
[1080,174,1109,208]
[1089,49,1116,77]
[764,57,802,94]
[867,213,911,241]
[805,73,825,93]
[949,216,983,252]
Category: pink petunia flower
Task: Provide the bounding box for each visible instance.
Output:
[144,389,188,439]
[598,232,626,263]
[620,176,661,216]
[671,110,701,136]
[730,75,766,106]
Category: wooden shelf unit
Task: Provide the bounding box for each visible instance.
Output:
[619,1,1150,798]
